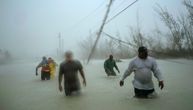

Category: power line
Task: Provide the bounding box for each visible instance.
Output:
[103,31,137,47]
[86,0,139,63]
[82,0,138,33]
[111,0,127,14]
[87,0,114,64]
[103,32,191,65]
[105,0,139,24]
[66,0,107,31]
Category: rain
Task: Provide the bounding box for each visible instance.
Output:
[0,0,193,110]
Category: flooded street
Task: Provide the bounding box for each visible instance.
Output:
[0,59,193,110]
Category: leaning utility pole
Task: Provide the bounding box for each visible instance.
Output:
[58,32,62,57]
[87,0,113,64]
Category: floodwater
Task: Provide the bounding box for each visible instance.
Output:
[0,59,193,110]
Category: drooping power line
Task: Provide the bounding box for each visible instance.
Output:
[87,0,114,64]
[111,0,128,14]
[105,0,139,24]
[103,31,137,47]
[66,0,107,31]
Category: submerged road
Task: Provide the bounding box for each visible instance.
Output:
[0,59,193,110]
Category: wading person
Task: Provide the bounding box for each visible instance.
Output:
[58,51,86,96]
[36,56,51,80]
[120,46,164,98]
[104,55,120,76]
[48,57,58,79]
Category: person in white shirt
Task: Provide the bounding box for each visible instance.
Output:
[120,46,164,98]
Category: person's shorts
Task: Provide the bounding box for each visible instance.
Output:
[41,71,50,80]
[134,88,154,98]
[64,81,81,96]
[105,69,116,76]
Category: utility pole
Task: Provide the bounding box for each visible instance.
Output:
[58,32,62,57]
[61,38,64,55]
[87,0,113,64]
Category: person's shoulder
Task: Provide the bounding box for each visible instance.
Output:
[104,59,109,63]
[126,57,136,66]
[73,59,82,64]
[130,56,138,63]
[73,60,83,68]
[147,56,156,61]
[105,59,109,62]
[60,61,66,66]
[147,56,157,64]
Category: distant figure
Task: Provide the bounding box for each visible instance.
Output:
[36,56,51,80]
[104,55,120,76]
[58,51,86,96]
[48,57,58,79]
[120,46,164,98]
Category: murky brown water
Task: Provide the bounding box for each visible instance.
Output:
[0,59,193,110]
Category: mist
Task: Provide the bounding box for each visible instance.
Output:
[1,0,193,110]
[0,0,184,60]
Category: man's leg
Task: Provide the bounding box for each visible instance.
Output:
[41,72,46,80]
[65,88,72,96]
[144,89,155,97]
[45,72,50,80]
[134,88,154,98]
[105,69,111,76]
[111,70,117,76]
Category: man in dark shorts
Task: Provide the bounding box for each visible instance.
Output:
[120,46,164,98]
[36,56,51,80]
[104,55,120,76]
[58,51,86,96]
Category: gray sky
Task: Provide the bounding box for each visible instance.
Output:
[0,0,184,58]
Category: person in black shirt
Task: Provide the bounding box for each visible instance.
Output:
[58,51,86,96]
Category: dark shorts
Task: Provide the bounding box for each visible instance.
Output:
[134,88,154,98]
[65,86,80,96]
[64,80,81,96]
[41,71,50,80]
[105,69,116,76]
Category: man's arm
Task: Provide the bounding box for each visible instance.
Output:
[120,61,134,86]
[152,59,164,89]
[114,61,120,73]
[35,62,42,76]
[104,60,108,70]
[58,64,63,92]
[35,67,39,75]
[79,69,86,86]
[78,61,86,86]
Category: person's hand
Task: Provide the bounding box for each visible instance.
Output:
[59,85,63,92]
[159,81,164,90]
[120,81,124,87]
[83,79,86,87]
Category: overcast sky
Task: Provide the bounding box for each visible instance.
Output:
[0,0,184,58]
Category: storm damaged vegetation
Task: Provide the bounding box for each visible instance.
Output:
[79,0,193,59]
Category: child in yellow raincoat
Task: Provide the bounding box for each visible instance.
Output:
[48,57,58,79]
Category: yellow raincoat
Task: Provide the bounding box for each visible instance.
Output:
[49,62,57,79]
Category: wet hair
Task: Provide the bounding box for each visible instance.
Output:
[109,55,113,59]
[42,56,47,60]
[65,51,73,57]
[138,46,147,53]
